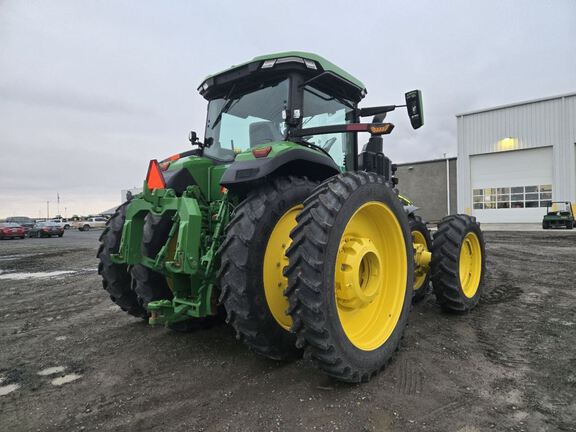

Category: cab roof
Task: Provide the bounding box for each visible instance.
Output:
[198,51,367,102]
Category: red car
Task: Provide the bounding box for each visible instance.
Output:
[28,222,65,238]
[0,222,26,239]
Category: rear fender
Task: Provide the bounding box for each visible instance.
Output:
[220,145,340,194]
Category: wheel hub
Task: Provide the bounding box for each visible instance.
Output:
[336,237,382,310]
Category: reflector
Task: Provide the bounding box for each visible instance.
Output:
[146,160,166,190]
[252,146,272,158]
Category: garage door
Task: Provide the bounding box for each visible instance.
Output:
[470,147,553,223]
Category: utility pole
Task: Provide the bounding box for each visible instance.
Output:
[444,153,451,216]
[57,193,60,217]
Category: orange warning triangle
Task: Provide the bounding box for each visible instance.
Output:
[146,159,166,190]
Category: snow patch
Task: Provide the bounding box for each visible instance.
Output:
[51,374,82,386]
[38,366,66,376]
[0,271,76,280]
[0,383,20,396]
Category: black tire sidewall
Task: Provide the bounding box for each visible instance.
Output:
[237,182,315,343]
[318,182,413,371]
[457,222,485,307]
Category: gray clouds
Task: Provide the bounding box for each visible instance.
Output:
[0,0,575,217]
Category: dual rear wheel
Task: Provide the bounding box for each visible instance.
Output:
[220,173,486,382]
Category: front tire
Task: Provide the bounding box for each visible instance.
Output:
[285,172,413,382]
[219,176,317,361]
[431,215,486,312]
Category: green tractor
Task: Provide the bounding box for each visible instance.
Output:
[542,201,575,229]
[98,52,486,382]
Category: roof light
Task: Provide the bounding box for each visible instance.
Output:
[261,59,277,69]
[202,82,209,91]
[275,56,305,65]
[146,159,166,190]
[369,124,394,134]
[252,146,272,158]
[303,59,317,70]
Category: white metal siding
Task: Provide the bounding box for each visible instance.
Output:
[457,93,576,220]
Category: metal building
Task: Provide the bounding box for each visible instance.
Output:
[457,92,576,223]
[396,157,457,223]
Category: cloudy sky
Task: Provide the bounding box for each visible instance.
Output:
[1,1,575,218]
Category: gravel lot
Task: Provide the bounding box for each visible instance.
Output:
[0,229,575,432]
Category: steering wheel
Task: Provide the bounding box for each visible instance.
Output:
[322,137,337,152]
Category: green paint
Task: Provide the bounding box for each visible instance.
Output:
[234,140,316,162]
[200,51,366,94]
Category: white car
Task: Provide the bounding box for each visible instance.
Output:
[76,217,108,231]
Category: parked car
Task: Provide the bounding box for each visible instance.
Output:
[76,217,108,231]
[0,223,26,239]
[28,222,64,238]
[5,216,35,234]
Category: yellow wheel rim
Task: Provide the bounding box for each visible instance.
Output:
[412,230,429,290]
[459,232,482,298]
[334,202,407,351]
[263,205,302,330]
[165,234,178,291]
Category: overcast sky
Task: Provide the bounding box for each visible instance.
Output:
[1,0,575,218]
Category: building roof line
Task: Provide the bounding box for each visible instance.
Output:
[455,91,576,117]
[397,156,457,166]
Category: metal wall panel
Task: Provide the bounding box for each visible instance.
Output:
[457,93,576,218]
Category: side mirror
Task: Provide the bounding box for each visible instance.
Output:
[405,90,424,129]
[188,130,198,144]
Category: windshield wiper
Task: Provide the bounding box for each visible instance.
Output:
[210,84,237,130]
[303,87,355,110]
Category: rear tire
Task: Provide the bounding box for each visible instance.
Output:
[97,203,147,318]
[219,176,317,361]
[285,172,413,382]
[431,215,486,313]
[409,215,432,302]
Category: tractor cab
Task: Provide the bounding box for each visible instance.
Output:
[193,52,423,190]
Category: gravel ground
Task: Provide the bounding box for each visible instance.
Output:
[0,229,575,432]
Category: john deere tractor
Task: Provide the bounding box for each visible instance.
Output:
[98,52,486,382]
